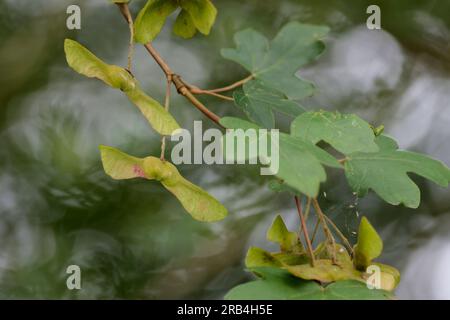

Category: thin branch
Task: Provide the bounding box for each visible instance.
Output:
[117,4,223,127]
[304,197,312,222]
[312,198,337,264]
[206,75,253,93]
[171,75,222,125]
[190,88,234,101]
[295,196,315,267]
[142,42,173,76]
[116,3,134,72]
[160,75,172,161]
[143,43,223,125]
[323,214,353,255]
[310,218,320,244]
[298,197,311,237]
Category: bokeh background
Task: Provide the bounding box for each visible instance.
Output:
[0,0,449,299]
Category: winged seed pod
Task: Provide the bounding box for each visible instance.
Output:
[64,39,180,136]
[353,217,383,270]
[99,145,228,222]
[134,0,217,43]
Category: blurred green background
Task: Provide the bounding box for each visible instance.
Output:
[0,0,449,299]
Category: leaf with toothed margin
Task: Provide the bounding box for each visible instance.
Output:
[245,247,282,269]
[221,22,329,100]
[234,80,305,128]
[277,133,341,197]
[225,267,394,300]
[284,259,361,283]
[291,110,379,155]
[268,179,300,195]
[99,145,228,222]
[344,134,450,208]
[238,218,400,294]
[220,117,341,197]
[245,247,309,269]
[64,39,180,135]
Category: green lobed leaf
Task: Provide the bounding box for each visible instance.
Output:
[242,221,400,292]
[64,39,180,135]
[234,80,305,128]
[277,133,342,197]
[134,0,178,44]
[285,259,361,283]
[99,145,228,222]
[353,217,383,270]
[243,226,399,290]
[273,252,310,266]
[225,267,393,300]
[220,117,341,197]
[266,215,299,252]
[322,280,394,300]
[222,29,268,72]
[219,116,260,131]
[245,247,309,269]
[285,243,361,284]
[314,242,352,264]
[345,134,450,208]
[245,247,282,268]
[374,133,398,150]
[291,110,379,154]
[268,179,300,195]
[225,268,318,300]
[222,22,329,100]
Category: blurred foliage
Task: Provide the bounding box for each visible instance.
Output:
[0,0,449,299]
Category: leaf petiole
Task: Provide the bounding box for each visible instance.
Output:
[295,196,315,266]
[116,3,135,72]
